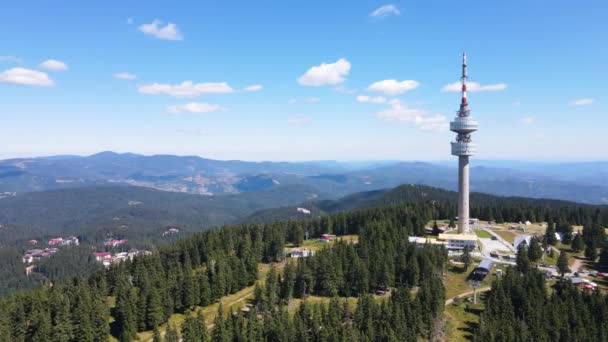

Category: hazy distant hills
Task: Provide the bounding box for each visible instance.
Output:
[0,184,321,245]
[1,152,608,204]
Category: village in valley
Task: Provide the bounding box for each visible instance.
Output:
[19,226,183,274]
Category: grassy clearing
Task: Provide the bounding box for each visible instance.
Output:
[445,263,495,299]
[473,230,492,239]
[289,234,359,251]
[444,301,484,342]
[446,265,474,299]
[493,230,516,244]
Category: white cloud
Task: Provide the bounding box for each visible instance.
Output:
[297,58,351,86]
[441,81,507,92]
[39,59,68,71]
[288,97,321,104]
[0,56,22,63]
[127,17,134,25]
[113,72,136,80]
[356,95,387,104]
[569,98,594,106]
[375,99,448,131]
[287,117,311,125]
[512,101,521,107]
[138,81,235,97]
[520,117,536,124]
[138,20,183,41]
[367,79,420,95]
[0,67,54,87]
[370,4,400,18]
[244,84,263,92]
[167,102,225,114]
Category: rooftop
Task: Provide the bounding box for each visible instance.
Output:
[438,233,478,241]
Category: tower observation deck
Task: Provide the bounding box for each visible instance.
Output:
[451,52,478,235]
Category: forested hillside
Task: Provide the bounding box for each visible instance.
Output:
[247,184,608,227]
[0,200,446,341]
[1,188,608,341]
[0,184,321,246]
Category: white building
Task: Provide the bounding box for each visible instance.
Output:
[408,236,447,248]
[437,233,478,250]
[289,248,314,258]
[513,235,532,250]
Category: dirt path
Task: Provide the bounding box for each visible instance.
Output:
[571,258,584,273]
[445,287,491,306]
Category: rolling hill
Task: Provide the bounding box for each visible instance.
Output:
[0,184,322,245]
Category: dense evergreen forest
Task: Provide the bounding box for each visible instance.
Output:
[0,202,445,341]
[476,267,608,341]
[2,184,608,341]
[246,184,608,227]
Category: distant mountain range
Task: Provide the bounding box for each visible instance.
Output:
[1,151,608,204]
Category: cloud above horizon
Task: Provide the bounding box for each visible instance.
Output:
[244,84,263,91]
[167,102,225,114]
[113,72,136,80]
[138,20,183,41]
[569,98,594,106]
[370,4,400,18]
[288,97,320,104]
[441,81,507,92]
[367,79,420,95]
[297,58,351,86]
[0,67,54,87]
[39,59,68,71]
[375,99,448,131]
[356,95,387,104]
[138,81,235,97]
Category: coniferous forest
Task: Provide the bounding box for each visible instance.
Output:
[1,187,608,341]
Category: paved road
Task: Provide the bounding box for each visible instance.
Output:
[478,225,516,253]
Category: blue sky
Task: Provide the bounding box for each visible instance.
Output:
[0,0,606,161]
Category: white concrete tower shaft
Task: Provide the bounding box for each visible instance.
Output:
[450,52,478,234]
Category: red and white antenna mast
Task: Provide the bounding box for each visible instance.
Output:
[461,51,468,107]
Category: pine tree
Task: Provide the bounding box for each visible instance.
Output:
[516,244,530,273]
[152,327,162,342]
[432,220,440,236]
[460,246,472,271]
[527,237,543,262]
[147,288,164,330]
[599,247,608,270]
[211,303,230,342]
[557,251,569,277]
[545,223,557,246]
[165,324,179,342]
[182,313,201,342]
[585,241,598,261]
[572,234,584,252]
